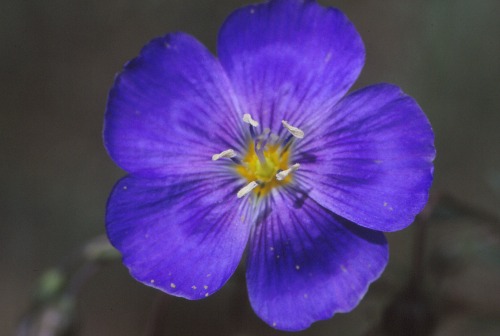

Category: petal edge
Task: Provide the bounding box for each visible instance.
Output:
[106,174,251,299]
[297,83,435,232]
[246,188,388,331]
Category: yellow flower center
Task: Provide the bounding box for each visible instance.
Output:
[235,141,292,198]
[211,115,304,199]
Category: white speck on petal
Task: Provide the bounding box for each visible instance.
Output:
[237,181,259,198]
[150,279,155,284]
[192,285,197,290]
[205,293,209,297]
[282,120,304,139]
[123,186,127,190]
[170,283,176,288]
[272,322,277,327]
[243,113,259,127]
[276,163,300,181]
[212,149,236,161]
[340,265,347,273]
[324,52,332,63]
[295,265,300,270]
[206,273,211,277]
[203,285,208,290]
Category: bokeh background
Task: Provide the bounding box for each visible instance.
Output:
[2,0,500,335]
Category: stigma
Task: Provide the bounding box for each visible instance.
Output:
[212,114,304,199]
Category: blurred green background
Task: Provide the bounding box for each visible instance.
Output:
[1,0,500,335]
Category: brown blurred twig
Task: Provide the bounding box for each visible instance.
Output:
[368,190,500,336]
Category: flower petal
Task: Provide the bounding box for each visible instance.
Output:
[217,0,364,135]
[104,32,244,178]
[246,187,388,331]
[106,174,251,299]
[297,83,435,232]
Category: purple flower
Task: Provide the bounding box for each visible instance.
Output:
[104,0,435,331]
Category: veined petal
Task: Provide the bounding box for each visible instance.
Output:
[104,32,244,178]
[217,0,364,136]
[246,187,388,331]
[106,174,251,299]
[297,84,435,232]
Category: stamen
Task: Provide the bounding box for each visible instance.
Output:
[276,163,300,181]
[243,114,259,127]
[280,135,294,157]
[281,120,304,139]
[230,156,242,165]
[254,131,269,166]
[237,181,259,198]
[212,149,236,161]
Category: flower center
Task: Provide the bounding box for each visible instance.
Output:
[212,114,304,199]
[235,142,291,197]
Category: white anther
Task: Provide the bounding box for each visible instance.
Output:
[276,163,300,181]
[212,149,236,161]
[281,120,304,139]
[237,181,259,198]
[243,113,259,127]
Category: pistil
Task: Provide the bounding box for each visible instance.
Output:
[254,140,268,167]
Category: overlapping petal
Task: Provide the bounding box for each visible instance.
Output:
[246,187,388,331]
[106,174,252,299]
[296,84,435,232]
[104,32,244,178]
[217,0,365,137]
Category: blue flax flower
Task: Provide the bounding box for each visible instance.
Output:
[104,0,435,331]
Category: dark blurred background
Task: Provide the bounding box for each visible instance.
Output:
[2,0,500,335]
